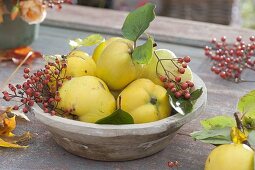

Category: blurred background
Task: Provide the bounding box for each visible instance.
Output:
[73,0,255,28]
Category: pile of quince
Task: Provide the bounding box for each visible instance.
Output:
[55,37,193,124]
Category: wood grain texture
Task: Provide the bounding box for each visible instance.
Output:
[0,25,254,169]
[44,5,255,47]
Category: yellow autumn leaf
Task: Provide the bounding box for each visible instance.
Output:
[0,107,16,136]
[0,132,31,148]
[0,107,32,148]
[0,138,28,148]
[230,127,248,144]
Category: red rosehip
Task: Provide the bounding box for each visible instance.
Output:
[159,75,167,82]
[24,68,30,74]
[28,100,34,106]
[184,93,191,99]
[181,82,188,90]
[175,76,181,82]
[236,36,242,42]
[250,36,255,41]
[182,63,187,68]
[13,105,19,110]
[23,107,28,113]
[183,56,191,63]
[175,91,182,98]
[221,36,226,42]
[178,68,185,74]
[220,71,227,79]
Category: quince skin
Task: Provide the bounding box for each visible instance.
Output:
[117,78,171,124]
[58,76,116,123]
[96,38,138,90]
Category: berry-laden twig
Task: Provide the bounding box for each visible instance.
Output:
[2,58,70,115]
[154,51,194,100]
[205,36,255,83]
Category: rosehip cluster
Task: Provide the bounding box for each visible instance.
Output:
[2,58,70,114]
[205,36,255,82]
[157,55,194,100]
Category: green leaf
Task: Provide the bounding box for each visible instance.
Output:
[248,130,255,147]
[238,90,255,129]
[43,55,63,63]
[81,34,104,46]
[190,128,232,145]
[69,34,104,49]
[168,90,193,115]
[121,3,156,41]
[95,109,134,125]
[132,37,153,64]
[201,116,236,130]
[190,88,203,101]
[237,90,255,114]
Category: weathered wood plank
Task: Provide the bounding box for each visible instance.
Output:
[44,5,255,47]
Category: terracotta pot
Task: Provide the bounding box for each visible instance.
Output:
[32,73,207,161]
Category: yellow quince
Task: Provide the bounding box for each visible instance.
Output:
[92,37,122,63]
[117,78,171,124]
[139,49,193,86]
[205,144,254,170]
[57,76,116,123]
[65,50,96,77]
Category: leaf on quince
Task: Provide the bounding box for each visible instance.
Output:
[190,88,203,101]
[121,3,156,41]
[69,34,104,49]
[96,109,134,125]
[132,37,153,64]
[201,116,236,130]
[190,127,232,145]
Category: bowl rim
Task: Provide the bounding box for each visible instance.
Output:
[32,73,207,136]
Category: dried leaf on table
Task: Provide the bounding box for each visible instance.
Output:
[0,46,42,65]
[0,106,31,148]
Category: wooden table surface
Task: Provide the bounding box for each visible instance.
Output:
[1,5,255,170]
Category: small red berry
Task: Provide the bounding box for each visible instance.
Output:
[175,76,181,82]
[159,75,167,82]
[28,100,34,106]
[184,93,191,99]
[220,71,227,79]
[250,36,255,41]
[236,36,242,42]
[23,107,28,113]
[211,38,217,43]
[13,105,19,110]
[183,56,191,63]
[182,63,187,68]
[181,82,188,90]
[221,36,226,42]
[175,91,182,98]
[178,68,185,74]
[24,68,30,74]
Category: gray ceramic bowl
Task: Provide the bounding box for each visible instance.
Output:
[32,73,207,161]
